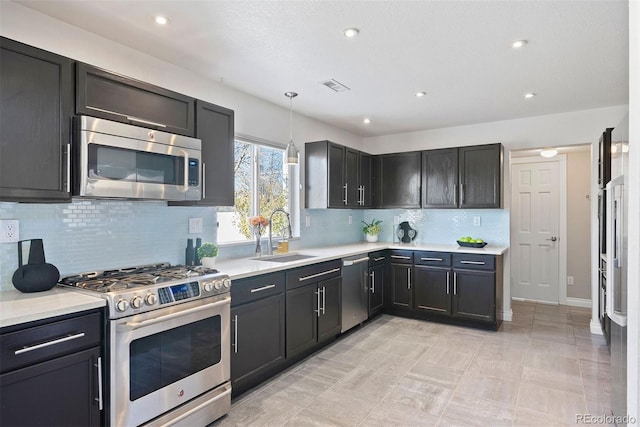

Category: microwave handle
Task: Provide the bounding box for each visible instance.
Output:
[202,162,206,199]
[180,149,189,193]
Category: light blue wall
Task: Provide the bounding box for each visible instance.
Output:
[0,201,508,291]
[0,200,217,290]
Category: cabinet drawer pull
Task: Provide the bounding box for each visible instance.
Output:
[14,332,86,355]
[250,284,276,293]
[460,260,486,265]
[421,257,443,262]
[95,356,103,411]
[391,255,411,260]
[343,256,369,266]
[299,268,340,282]
[454,272,458,295]
[322,286,326,314]
[126,115,167,128]
[408,268,412,290]
[374,257,386,262]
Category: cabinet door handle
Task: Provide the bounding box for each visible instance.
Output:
[454,184,458,206]
[460,184,465,205]
[95,356,103,411]
[65,143,71,193]
[250,284,276,293]
[421,257,443,262]
[343,183,348,204]
[322,286,326,315]
[391,255,411,260]
[14,332,85,355]
[126,115,167,128]
[370,271,375,293]
[316,289,321,317]
[460,260,485,265]
[374,256,386,262]
[299,268,340,282]
[233,315,238,353]
[343,256,369,266]
[407,268,412,290]
[202,162,206,199]
[446,271,450,295]
[360,185,365,205]
[454,272,457,295]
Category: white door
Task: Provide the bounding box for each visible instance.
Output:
[511,159,562,303]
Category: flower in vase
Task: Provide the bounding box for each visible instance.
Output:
[249,215,270,235]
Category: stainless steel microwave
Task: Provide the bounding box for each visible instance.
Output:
[73,116,201,201]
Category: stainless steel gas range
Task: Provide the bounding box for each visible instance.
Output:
[59,263,231,427]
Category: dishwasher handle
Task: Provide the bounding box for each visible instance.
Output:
[343,256,370,266]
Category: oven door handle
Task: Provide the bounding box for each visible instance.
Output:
[119,296,230,331]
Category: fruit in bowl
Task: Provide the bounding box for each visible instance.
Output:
[457,236,487,247]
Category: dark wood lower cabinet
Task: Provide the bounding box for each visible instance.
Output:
[452,269,495,322]
[285,285,319,358]
[0,347,102,427]
[390,263,412,308]
[317,277,342,343]
[231,294,285,389]
[368,263,385,315]
[414,266,451,315]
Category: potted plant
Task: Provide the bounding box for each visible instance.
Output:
[362,219,383,242]
[197,243,219,268]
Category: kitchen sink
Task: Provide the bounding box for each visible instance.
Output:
[251,253,317,263]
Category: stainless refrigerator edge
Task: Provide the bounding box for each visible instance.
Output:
[606,174,628,424]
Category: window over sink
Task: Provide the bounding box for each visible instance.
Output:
[217,136,298,244]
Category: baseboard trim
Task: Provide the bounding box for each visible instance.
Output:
[590,319,604,335]
[499,309,513,322]
[566,297,592,308]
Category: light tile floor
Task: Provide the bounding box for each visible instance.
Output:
[213,301,611,426]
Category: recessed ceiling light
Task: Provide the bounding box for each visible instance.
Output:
[540,148,558,158]
[363,118,371,124]
[524,92,536,99]
[154,15,168,25]
[512,40,528,49]
[343,28,360,38]
[415,91,427,98]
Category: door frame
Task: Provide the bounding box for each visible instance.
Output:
[510,155,567,305]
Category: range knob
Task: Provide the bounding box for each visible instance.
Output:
[203,282,214,292]
[223,278,231,288]
[131,296,143,309]
[214,281,222,290]
[145,293,157,306]
[115,298,129,312]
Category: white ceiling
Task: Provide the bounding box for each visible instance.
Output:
[14,0,629,137]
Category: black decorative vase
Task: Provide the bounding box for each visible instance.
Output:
[12,239,60,293]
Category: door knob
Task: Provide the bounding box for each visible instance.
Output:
[546,236,558,242]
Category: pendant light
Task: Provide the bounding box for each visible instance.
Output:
[284,91,299,165]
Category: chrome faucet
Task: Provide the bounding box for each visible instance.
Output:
[268,208,293,255]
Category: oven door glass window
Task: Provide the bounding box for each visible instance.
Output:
[88,145,185,185]
[129,315,222,401]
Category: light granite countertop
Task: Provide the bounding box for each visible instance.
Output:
[1,242,506,328]
[0,287,106,328]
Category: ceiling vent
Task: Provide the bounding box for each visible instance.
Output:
[320,79,351,93]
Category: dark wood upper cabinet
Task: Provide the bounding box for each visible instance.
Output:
[373,152,422,208]
[0,37,73,202]
[170,100,235,207]
[458,144,502,208]
[421,148,458,208]
[305,140,371,208]
[420,143,502,209]
[76,63,196,137]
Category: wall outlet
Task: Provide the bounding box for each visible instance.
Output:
[567,276,574,285]
[189,217,203,234]
[473,216,481,226]
[348,215,352,225]
[0,219,20,243]
[305,215,311,227]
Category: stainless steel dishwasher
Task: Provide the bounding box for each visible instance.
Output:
[341,255,370,332]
